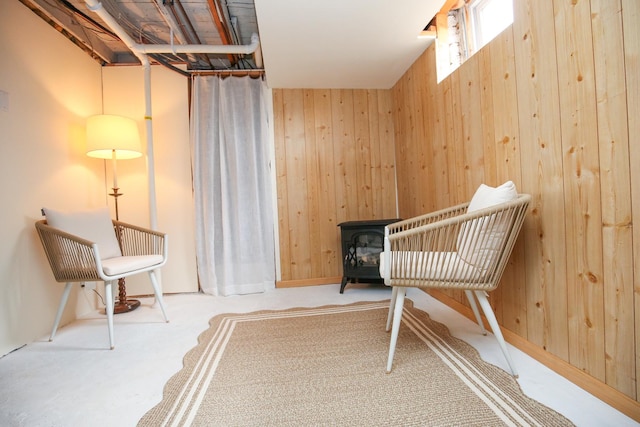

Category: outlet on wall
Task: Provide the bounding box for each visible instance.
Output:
[82,282,97,290]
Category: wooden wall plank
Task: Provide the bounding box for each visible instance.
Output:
[368,91,384,218]
[392,74,411,216]
[313,90,339,278]
[272,89,291,280]
[621,0,640,400]
[488,27,527,337]
[441,77,459,206]
[488,28,523,188]
[457,54,484,196]
[353,90,374,219]
[554,0,605,381]
[591,0,635,398]
[376,90,398,219]
[479,42,504,325]
[413,51,435,214]
[478,48,497,187]
[302,90,322,279]
[479,29,511,332]
[283,89,311,280]
[332,90,358,224]
[512,0,569,360]
[427,46,452,210]
[402,66,421,215]
[448,72,466,205]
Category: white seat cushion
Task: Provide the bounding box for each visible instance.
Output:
[101,255,164,276]
[380,251,485,282]
[43,207,122,260]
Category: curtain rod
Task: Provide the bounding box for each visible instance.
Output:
[191,69,265,77]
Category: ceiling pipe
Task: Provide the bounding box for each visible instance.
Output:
[83,0,261,234]
[135,33,259,55]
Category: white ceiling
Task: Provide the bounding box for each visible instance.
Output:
[254,0,441,89]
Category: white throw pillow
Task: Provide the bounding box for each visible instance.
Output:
[43,207,122,260]
[457,181,518,268]
[467,181,517,212]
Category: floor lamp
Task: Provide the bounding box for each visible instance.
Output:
[86,114,143,314]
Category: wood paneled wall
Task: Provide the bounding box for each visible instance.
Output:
[391,0,640,408]
[273,89,397,285]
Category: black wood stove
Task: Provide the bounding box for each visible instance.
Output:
[338,218,401,293]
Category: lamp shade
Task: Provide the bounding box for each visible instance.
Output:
[86,114,142,159]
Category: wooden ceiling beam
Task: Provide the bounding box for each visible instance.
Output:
[206,0,237,65]
[439,0,466,13]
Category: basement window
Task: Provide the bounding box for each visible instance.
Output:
[435,0,513,82]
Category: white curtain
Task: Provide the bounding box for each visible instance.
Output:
[190,75,275,296]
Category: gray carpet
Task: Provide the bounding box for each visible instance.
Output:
[139,300,573,426]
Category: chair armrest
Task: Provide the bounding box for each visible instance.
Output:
[387,195,529,249]
[386,202,470,235]
[113,220,168,259]
[387,211,467,254]
[35,220,102,282]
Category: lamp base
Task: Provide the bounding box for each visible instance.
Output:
[110,277,139,314]
[113,299,141,314]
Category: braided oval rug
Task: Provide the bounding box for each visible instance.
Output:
[139,300,573,427]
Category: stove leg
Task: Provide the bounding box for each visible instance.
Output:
[340,276,348,293]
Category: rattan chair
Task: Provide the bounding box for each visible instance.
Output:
[380,184,531,377]
[35,207,169,349]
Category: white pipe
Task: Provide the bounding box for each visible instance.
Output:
[143,64,158,231]
[137,34,260,55]
[254,36,264,68]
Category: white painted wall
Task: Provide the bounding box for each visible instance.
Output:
[0,1,198,357]
[99,66,198,298]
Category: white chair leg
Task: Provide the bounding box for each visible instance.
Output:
[386,286,398,331]
[465,290,487,335]
[386,286,406,373]
[149,270,169,322]
[104,281,115,350]
[50,282,73,342]
[475,290,517,377]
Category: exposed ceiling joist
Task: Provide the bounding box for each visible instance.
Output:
[21,0,261,72]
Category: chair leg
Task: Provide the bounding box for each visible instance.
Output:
[386,286,398,332]
[104,281,115,350]
[465,290,487,335]
[474,290,517,377]
[386,286,406,373]
[148,270,169,323]
[49,282,73,342]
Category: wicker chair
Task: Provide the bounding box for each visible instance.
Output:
[35,207,169,349]
[380,183,531,376]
